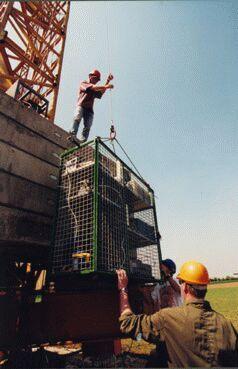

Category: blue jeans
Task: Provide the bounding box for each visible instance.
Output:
[70,106,94,142]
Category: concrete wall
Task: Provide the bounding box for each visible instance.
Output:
[0,90,73,261]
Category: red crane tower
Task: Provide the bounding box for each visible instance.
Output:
[0,1,70,121]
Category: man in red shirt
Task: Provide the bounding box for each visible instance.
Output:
[69,69,113,143]
[151,258,182,310]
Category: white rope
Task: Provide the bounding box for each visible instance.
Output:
[106,3,114,126]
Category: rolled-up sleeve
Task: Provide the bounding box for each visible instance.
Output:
[80,81,93,92]
[94,91,103,99]
[119,311,163,343]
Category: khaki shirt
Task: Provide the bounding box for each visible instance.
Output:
[119,300,238,367]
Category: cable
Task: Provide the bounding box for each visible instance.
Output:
[66,173,79,244]
[115,138,144,180]
[102,136,145,182]
[154,193,160,201]
[105,3,114,127]
[106,4,111,82]
[110,140,116,154]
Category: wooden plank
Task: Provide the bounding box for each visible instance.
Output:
[0,141,59,189]
[0,115,64,167]
[0,172,56,216]
[0,206,52,247]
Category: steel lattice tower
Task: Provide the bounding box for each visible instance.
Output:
[0,1,70,121]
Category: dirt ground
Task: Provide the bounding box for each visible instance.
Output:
[208,281,238,289]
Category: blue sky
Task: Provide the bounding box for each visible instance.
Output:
[56,1,238,277]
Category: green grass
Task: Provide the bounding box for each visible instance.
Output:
[207,286,238,330]
[210,278,238,284]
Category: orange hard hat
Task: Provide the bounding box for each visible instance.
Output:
[89,69,101,80]
[177,260,209,285]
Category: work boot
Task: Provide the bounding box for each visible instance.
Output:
[79,138,87,144]
[67,133,76,142]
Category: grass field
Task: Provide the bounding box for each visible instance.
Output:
[207,284,238,330]
[122,283,238,355]
[211,278,238,284]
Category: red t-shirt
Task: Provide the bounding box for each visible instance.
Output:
[151,280,182,310]
[77,81,103,111]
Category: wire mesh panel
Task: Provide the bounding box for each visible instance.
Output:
[52,143,95,274]
[51,139,161,282]
[128,207,160,280]
[97,143,129,272]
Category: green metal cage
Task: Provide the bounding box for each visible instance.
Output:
[51,138,161,281]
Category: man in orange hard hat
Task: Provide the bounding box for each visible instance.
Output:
[69,69,114,143]
[116,261,238,367]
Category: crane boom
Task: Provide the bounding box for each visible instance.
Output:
[0,1,70,121]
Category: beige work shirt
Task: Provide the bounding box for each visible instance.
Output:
[119,300,238,367]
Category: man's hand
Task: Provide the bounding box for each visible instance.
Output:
[116,269,128,290]
[161,264,181,294]
[107,73,114,81]
[105,74,114,85]
[161,263,171,278]
[106,83,114,89]
[116,269,132,315]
